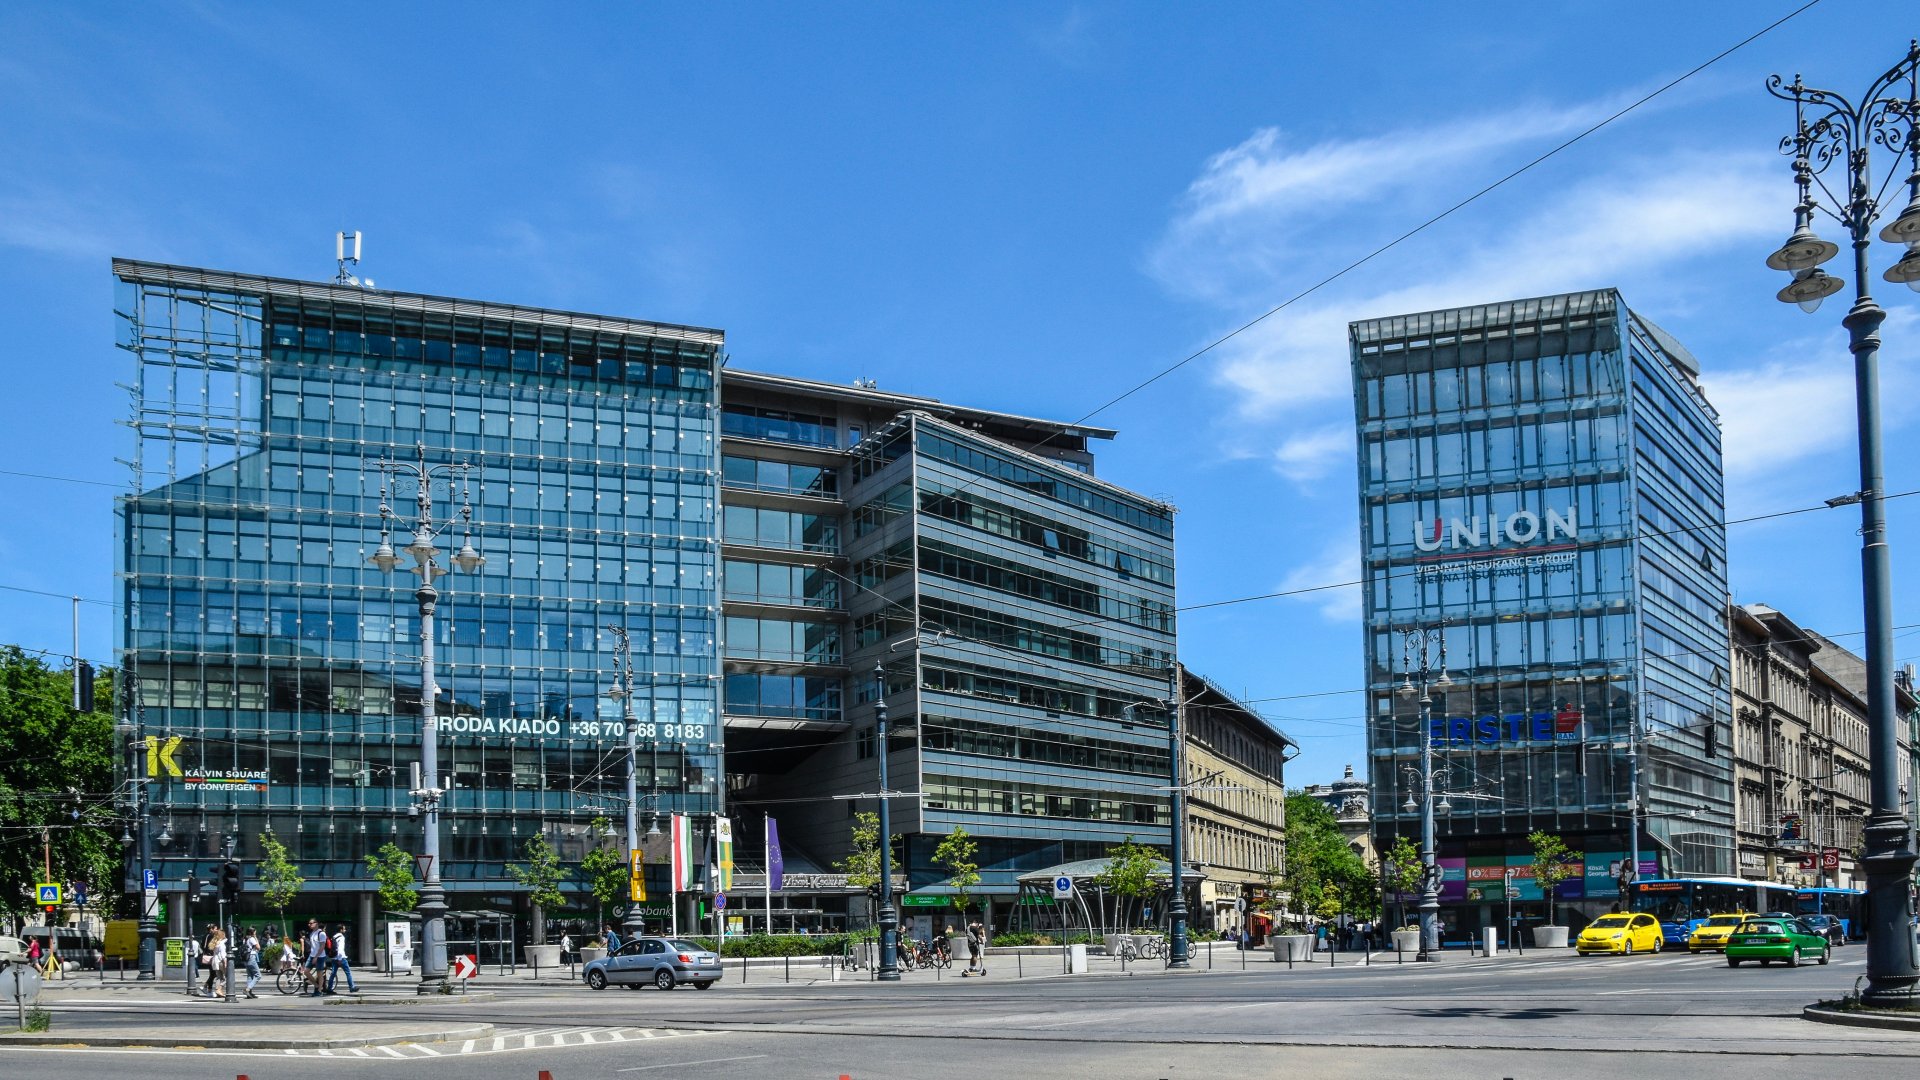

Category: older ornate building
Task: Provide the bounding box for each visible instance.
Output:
[1730,603,1918,888]
[1180,668,1294,932]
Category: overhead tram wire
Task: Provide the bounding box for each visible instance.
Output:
[906,0,1827,490]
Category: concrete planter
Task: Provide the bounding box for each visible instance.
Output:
[578,947,607,965]
[525,944,561,970]
[1532,926,1570,949]
[1391,929,1422,953]
[1272,934,1314,961]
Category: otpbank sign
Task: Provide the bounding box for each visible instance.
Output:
[1429,708,1582,747]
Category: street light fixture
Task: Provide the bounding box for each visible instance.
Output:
[368,443,483,995]
[1396,625,1448,962]
[1765,42,1920,1009]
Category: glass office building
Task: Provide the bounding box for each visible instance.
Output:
[114,260,1183,940]
[114,260,725,935]
[1351,289,1731,932]
[715,374,1180,929]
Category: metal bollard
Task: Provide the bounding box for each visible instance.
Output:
[1017,951,1022,979]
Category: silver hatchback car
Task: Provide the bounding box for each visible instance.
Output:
[583,937,722,991]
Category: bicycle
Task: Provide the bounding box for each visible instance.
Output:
[274,966,305,995]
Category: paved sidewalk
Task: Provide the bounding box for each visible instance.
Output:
[0,1017,494,1050]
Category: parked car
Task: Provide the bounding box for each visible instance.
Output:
[581,937,721,991]
[1795,914,1846,947]
[1576,913,1664,956]
[1686,913,1752,953]
[1725,917,1830,967]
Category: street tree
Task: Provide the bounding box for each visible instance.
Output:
[1094,838,1162,930]
[1528,830,1583,927]
[0,648,119,922]
[1382,835,1423,927]
[364,842,416,916]
[578,817,628,928]
[1282,792,1377,931]
[932,825,980,921]
[508,830,570,944]
[837,810,902,934]
[257,829,305,940]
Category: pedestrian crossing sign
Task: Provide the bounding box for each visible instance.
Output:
[35,883,62,905]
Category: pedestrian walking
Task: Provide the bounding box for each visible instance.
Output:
[327,924,358,993]
[603,924,623,954]
[559,931,574,964]
[962,922,985,976]
[200,927,227,997]
[241,928,261,998]
[305,918,330,995]
[24,936,43,975]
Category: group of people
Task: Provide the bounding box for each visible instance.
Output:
[193,918,356,998]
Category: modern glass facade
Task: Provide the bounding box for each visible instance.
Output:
[1351,289,1732,928]
[114,260,724,920]
[729,397,1179,912]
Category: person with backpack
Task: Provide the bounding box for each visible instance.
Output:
[305,919,330,996]
[326,924,358,993]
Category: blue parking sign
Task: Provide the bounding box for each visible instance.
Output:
[143,869,158,890]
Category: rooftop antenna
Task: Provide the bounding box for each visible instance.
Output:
[334,230,375,289]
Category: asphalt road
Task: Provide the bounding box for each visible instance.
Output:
[8,946,1917,1079]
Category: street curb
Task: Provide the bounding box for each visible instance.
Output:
[324,991,501,1005]
[1802,1005,1920,1031]
[0,1022,495,1050]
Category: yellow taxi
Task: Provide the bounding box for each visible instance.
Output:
[1686,912,1751,953]
[1575,913,1664,956]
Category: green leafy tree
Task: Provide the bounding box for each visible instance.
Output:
[1094,838,1163,930]
[837,810,903,935]
[932,826,980,920]
[578,817,629,928]
[258,829,306,940]
[509,831,570,942]
[1281,793,1377,930]
[0,649,120,922]
[364,842,417,915]
[1528,830,1583,926]
[1382,836,1423,928]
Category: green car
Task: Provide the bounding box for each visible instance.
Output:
[1724,917,1831,967]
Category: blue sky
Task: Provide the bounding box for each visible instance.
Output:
[3,1,1918,787]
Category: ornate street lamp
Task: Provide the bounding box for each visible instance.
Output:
[1764,41,1920,1009]
[368,444,483,995]
[1396,626,1450,962]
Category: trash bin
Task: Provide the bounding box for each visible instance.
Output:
[1067,944,1088,974]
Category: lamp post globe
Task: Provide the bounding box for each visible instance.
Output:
[1764,44,1920,1008]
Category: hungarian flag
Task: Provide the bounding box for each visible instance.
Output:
[714,817,735,892]
[670,813,693,893]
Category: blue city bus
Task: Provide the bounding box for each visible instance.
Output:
[1793,887,1866,939]
[1629,877,1797,946]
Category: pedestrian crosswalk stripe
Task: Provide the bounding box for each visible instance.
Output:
[275,1027,716,1058]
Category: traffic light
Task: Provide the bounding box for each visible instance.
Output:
[220,860,243,902]
[73,659,94,713]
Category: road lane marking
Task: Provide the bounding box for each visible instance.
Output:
[617,1055,767,1073]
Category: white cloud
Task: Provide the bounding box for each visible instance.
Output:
[1149,101,1616,304]
[1280,534,1363,624]
[1204,153,1778,419]
[1271,424,1353,483]
[1704,359,1857,478]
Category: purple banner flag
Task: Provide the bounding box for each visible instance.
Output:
[766,814,784,891]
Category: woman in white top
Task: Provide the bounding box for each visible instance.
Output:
[201,929,228,997]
